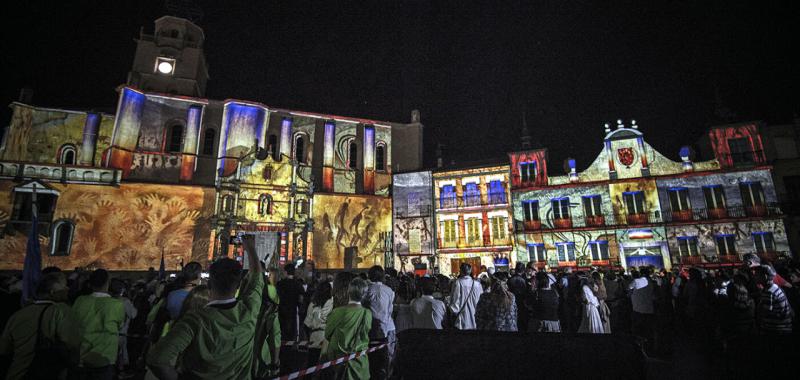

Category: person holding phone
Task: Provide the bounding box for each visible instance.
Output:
[147,234,263,380]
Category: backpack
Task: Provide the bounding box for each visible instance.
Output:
[24,304,70,380]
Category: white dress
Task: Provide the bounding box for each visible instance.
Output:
[578,285,605,334]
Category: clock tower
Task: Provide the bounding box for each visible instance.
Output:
[127,16,208,97]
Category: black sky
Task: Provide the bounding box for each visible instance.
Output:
[1,1,798,171]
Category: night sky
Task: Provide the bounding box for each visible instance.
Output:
[2,1,797,171]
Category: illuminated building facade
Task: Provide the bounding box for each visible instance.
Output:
[510,120,788,271]
[0,16,422,271]
[432,164,513,275]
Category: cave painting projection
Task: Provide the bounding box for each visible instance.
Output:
[0,182,215,270]
[312,194,392,269]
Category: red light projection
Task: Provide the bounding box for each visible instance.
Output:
[509,149,548,189]
[708,124,766,168]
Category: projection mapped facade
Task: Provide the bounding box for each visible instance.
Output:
[0,16,422,270]
[509,120,788,270]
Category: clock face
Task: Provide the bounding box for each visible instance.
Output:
[157,60,174,74]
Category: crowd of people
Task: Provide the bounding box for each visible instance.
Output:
[1,240,798,379]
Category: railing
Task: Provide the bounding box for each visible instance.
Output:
[660,203,783,222]
[437,237,513,250]
[394,204,433,219]
[516,204,785,232]
[435,196,509,210]
[673,251,790,266]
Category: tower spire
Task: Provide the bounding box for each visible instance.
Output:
[520,111,532,149]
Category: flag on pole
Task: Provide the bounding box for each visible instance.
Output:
[22,183,41,304]
[158,247,166,281]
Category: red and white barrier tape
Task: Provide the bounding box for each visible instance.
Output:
[272,342,389,380]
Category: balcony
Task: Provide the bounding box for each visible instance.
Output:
[719,255,741,264]
[523,219,542,231]
[436,196,509,211]
[553,218,572,229]
[626,213,649,225]
[585,215,605,227]
[661,204,782,223]
[679,256,704,265]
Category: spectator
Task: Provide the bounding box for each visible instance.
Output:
[578,276,605,334]
[0,272,80,380]
[362,266,395,380]
[277,263,305,343]
[410,277,446,329]
[755,265,794,335]
[475,273,518,332]
[109,279,138,376]
[304,281,333,365]
[253,267,281,379]
[147,235,263,379]
[323,278,372,380]
[448,263,483,330]
[724,274,755,336]
[164,262,202,320]
[629,267,656,350]
[332,272,356,308]
[72,269,125,380]
[592,271,611,333]
[507,262,530,332]
[526,271,560,332]
[604,270,625,333]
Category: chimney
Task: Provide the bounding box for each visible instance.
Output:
[18,87,33,104]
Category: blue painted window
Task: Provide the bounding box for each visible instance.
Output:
[589,240,609,260]
[752,232,774,253]
[582,195,602,217]
[551,197,570,219]
[440,185,456,208]
[527,243,546,262]
[463,182,480,206]
[519,161,537,182]
[488,180,506,204]
[677,236,699,256]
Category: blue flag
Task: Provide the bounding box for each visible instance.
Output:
[22,214,41,304]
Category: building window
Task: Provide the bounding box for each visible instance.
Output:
[556,242,576,262]
[375,143,386,171]
[739,181,765,207]
[703,185,726,209]
[488,180,506,204]
[522,200,539,221]
[202,129,215,156]
[222,195,235,214]
[728,137,754,165]
[348,140,358,169]
[519,161,536,183]
[296,199,309,215]
[551,197,570,219]
[715,234,736,256]
[490,216,507,241]
[293,134,306,163]
[59,145,76,165]
[11,188,58,234]
[677,236,699,257]
[258,194,272,216]
[528,243,546,262]
[668,187,691,211]
[167,124,184,153]
[267,134,278,159]
[623,191,646,214]
[589,241,609,260]
[463,182,480,206]
[752,232,775,253]
[582,195,602,217]
[50,220,74,256]
[466,218,481,245]
[442,219,457,245]
[440,185,456,208]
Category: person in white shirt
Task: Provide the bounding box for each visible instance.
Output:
[410,277,446,329]
[304,282,333,365]
[448,263,483,330]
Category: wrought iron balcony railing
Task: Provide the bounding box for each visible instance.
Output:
[435,195,509,210]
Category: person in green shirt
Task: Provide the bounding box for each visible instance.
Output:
[147,235,263,380]
[252,266,281,379]
[72,269,125,380]
[323,277,373,380]
[0,271,80,380]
